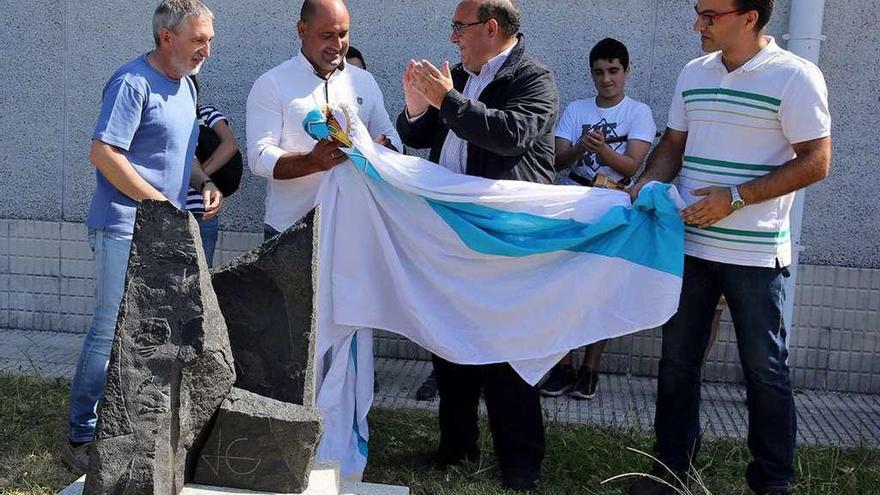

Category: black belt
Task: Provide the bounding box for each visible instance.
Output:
[567,172,595,187]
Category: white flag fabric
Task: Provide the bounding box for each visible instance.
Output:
[299,106,686,478]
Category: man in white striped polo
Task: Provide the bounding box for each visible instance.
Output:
[628,1,831,494]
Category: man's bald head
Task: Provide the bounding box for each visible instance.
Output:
[297,0,351,77]
[300,0,347,23]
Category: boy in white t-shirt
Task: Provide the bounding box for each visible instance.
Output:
[554,38,657,190]
[540,38,656,400]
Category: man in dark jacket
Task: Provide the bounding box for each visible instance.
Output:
[396,0,559,491]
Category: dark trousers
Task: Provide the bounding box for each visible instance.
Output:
[654,256,795,492]
[432,354,545,473]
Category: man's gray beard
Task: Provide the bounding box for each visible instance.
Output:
[174,57,204,77]
[187,61,204,76]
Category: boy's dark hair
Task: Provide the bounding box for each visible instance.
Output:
[735,0,774,31]
[346,45,366,70]
[589,38,629,70]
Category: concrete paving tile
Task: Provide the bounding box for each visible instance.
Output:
[795,408,819,444]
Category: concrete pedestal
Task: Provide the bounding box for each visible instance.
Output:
[58,461,409,495]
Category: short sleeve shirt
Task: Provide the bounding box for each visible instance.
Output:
[555,96,656,184]
[668,37,831,267]
[186,105,230,215]
[87,54,199,233]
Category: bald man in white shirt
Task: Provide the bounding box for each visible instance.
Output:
[245,0,400,481]
[247,0,400,238]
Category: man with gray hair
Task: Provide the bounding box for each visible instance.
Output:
[62,0,220,474]
[397,0,558,490]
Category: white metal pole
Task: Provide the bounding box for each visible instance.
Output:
[783,0,827,327]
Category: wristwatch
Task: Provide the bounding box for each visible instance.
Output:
[729,186,745,211]
[200,178,214,192]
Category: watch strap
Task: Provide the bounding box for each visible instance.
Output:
[729,186,745,209]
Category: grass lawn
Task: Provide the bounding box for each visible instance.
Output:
[1,373,878,495]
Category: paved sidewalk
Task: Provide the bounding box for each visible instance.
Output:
[3,328,878,448]
[375,358,880,448]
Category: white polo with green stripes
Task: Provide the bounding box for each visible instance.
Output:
[667,36,831,268]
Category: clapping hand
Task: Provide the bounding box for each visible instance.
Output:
[405,59,454,109]
[579,130,607,154]
[403,61,432,118]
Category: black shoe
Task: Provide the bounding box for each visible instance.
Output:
[626,465,685,495]
[60,440,91,475]
[538,365,576,397]
[569,367,599,400]
[415,371,438,401]
[501,465,539,492]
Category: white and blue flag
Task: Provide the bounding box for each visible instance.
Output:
[300,106,685,479]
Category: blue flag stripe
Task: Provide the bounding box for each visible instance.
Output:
[302,108,684,277]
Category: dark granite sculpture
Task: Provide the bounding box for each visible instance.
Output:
[86,202,326,494]
[192,387,323,492]
[84,201,236,494]
[192,208,323,491]
[210,208,320,408]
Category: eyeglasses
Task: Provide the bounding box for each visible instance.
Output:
[451,20,487,36]
[694,6,745,26]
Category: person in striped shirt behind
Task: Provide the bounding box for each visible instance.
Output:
[186,75,240,266]
[627,1,831,494]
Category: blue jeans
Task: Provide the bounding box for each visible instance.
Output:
[654,256,795,493]
[197,214,220,267]
[68,229,132,443]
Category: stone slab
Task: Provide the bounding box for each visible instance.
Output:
[340,482,410,495]
[85,201,236,494]
[188,461,339,495]
[192,388,323,493]
[212,209,320,408]
[60,461,409,495]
